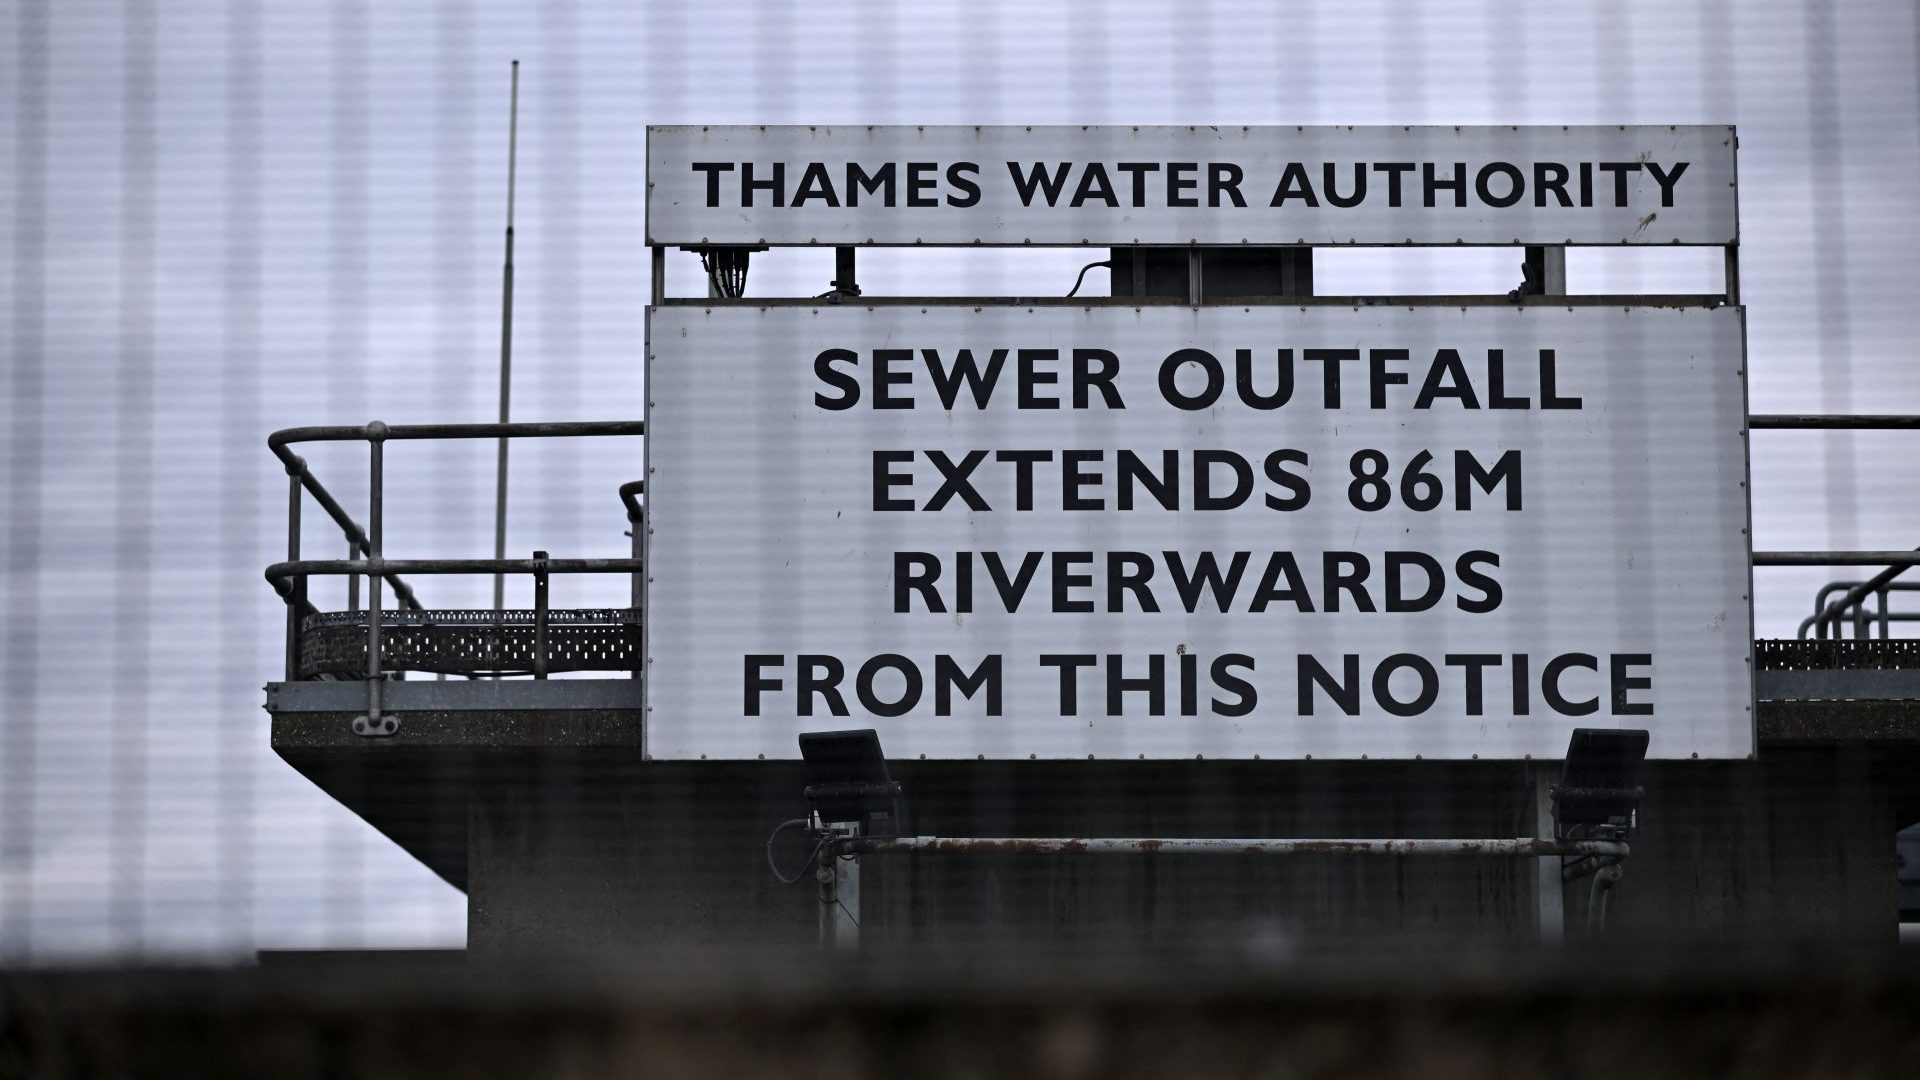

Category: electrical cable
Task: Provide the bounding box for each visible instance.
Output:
[698,248,751,298]
[765,817,828,885]
[1067,259,1113,298]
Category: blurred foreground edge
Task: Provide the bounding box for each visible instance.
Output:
[3,943,1916,1079]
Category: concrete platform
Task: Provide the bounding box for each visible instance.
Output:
[268,671,1919,951]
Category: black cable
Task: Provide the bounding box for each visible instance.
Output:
[698,248,749,298]
[765,817,827,885]
[1067,259,1113,298]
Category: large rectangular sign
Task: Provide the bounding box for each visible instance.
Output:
[647,125,1738,247]
[645,305,1752,760]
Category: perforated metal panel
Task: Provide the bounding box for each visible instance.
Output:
[300,609,641,679]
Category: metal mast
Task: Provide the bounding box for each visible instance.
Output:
[492,60,519,612]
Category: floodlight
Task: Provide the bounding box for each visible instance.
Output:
[1551,728,1650,839]
[798,729,902,831]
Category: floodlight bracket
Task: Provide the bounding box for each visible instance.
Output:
[797,728,902,835]
[803,780,903,834]
[1549,788,1643,840]
[1549,728,1651,840]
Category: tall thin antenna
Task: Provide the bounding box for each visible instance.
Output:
[492,60,519,613]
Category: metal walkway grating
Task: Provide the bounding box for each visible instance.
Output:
[300,608,641,679]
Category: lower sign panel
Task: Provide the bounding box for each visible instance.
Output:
[645,305,1752,760]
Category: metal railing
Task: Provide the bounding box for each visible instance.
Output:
[1749,414,1920,641]
[1799,581,1920,640]
[264,412,1918,725]
[265,420,645,735]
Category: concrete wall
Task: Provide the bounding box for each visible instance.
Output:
[1588,749,1898,941]
[467,750,1902,955]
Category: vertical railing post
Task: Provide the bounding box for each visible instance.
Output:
[285,463,304,681]
[354,423,395,736]
[632,509,644,680]
[816,823,861,950]
[532,549,550,680]
[347,535,360,613]
[1530,765,1565,945]
[630,506,644,610]
[621,480,646,680]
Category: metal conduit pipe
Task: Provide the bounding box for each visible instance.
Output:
[835,836,1629,861]
[1587,862,1625,936]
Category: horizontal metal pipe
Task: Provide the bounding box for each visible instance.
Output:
[270,420,645,451]
[834,836,1629,858]
[1754,551,1920,567]
[267,557,642,585]
[1748,415,1920,430]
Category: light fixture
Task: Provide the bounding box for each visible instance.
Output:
[798,728,902,833]
[1551,728,1650,839]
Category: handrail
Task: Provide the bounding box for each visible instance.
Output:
[1797,580,1920,640]
[267,419,649,732]
[618,480,646,523]
[268,421,649,618]
[269,419,647,449]
[1753,551,1920,566]
[1748,414,1920,429]
[1750,414,1919,638]
[272,452,424,614]
[266,557,644,592]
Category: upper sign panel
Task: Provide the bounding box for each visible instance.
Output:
[647,125,1737,247]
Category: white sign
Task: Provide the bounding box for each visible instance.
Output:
[645,305,1752,761]
[647,125,1738,246]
